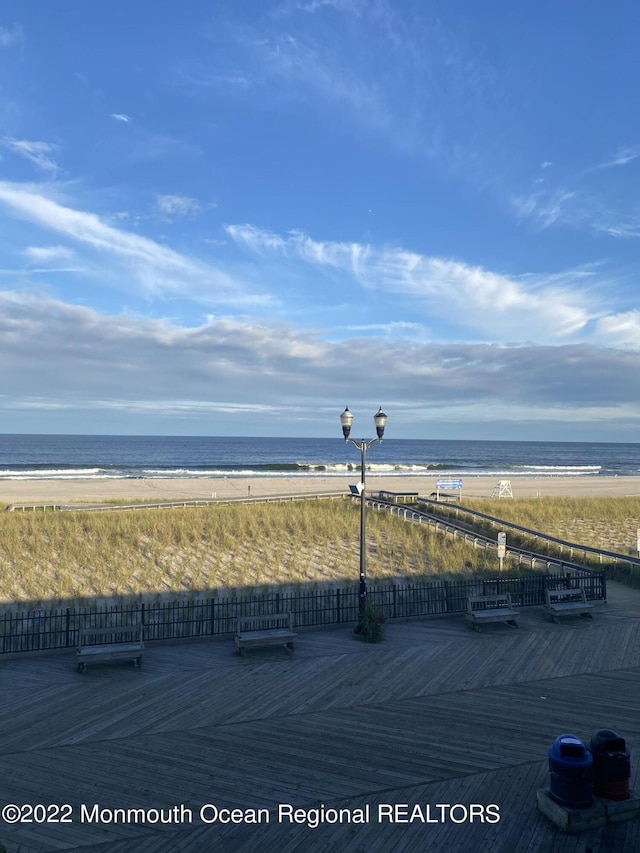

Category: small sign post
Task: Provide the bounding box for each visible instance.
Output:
[497,532,507,572]
[636,528,640,558]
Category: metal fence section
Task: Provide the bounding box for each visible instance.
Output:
[0,571,606,656]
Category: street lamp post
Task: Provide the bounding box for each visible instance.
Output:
[340,406,388,624]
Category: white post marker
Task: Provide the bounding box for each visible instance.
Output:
[497,532,507,572]
[636,527,640,558]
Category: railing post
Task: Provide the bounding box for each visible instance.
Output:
[210,598,215,636]
[65,608,70,648]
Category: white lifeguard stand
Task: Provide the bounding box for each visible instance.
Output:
[491,479,513,498]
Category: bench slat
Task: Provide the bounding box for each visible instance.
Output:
[236,629,296,641]
[78,642,144,656]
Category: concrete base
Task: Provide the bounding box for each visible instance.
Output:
[599,791,640,824]
[537,788,640,833]
[536,789,605,833]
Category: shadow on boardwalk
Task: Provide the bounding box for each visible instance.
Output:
[1,581,640,852]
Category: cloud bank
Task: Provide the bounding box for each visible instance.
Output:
[1,291,638,430]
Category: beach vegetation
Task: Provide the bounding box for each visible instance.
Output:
[0,498,502,610]
[357,601,386,643]
[451,496,640,553]
[423,496,640,585]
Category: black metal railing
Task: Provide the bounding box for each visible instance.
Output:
[0,571,606,656]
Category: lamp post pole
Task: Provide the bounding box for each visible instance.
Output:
[340,406,387,623]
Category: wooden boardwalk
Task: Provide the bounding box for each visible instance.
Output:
[1,582,640,852]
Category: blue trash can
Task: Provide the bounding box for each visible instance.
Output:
[548,734,593,808]
[590,729,630,801]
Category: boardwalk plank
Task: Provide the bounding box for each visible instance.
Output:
[3,590,640,851]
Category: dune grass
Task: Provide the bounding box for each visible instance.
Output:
[420,495,640,587]
[463,496,640,556]
[0,499,502,611]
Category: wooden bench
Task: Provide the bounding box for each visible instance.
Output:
[235,613,296,657]
[466,593,519,632]
[77,624,144,673]
[545,588,594,622]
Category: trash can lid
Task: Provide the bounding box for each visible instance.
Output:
[549,734,591,761]
[591,729,626,754]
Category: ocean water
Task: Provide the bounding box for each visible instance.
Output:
[0,434,639,481]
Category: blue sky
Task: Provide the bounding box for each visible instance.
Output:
[0,0,639,440]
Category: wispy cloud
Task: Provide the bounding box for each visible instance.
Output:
[342,320,428,337]
[595,311,640,348]
[226,224,601,342]
[515,182,640,242]
[109,113,131,123]
[1,138,59,173]
[23,245,76,263]
[601,222,640,239]
[260,33,391,130]
[512,188,577,229]
[521,146,640,238]
[293,0,366,16]
[156,194,202,219]
[0,182,270,307]
[0,25,24,48]
[597,145,640,169]
[198,3,478,161]
[186,0,506,190]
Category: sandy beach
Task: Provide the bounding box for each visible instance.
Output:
[3,474,640,505]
